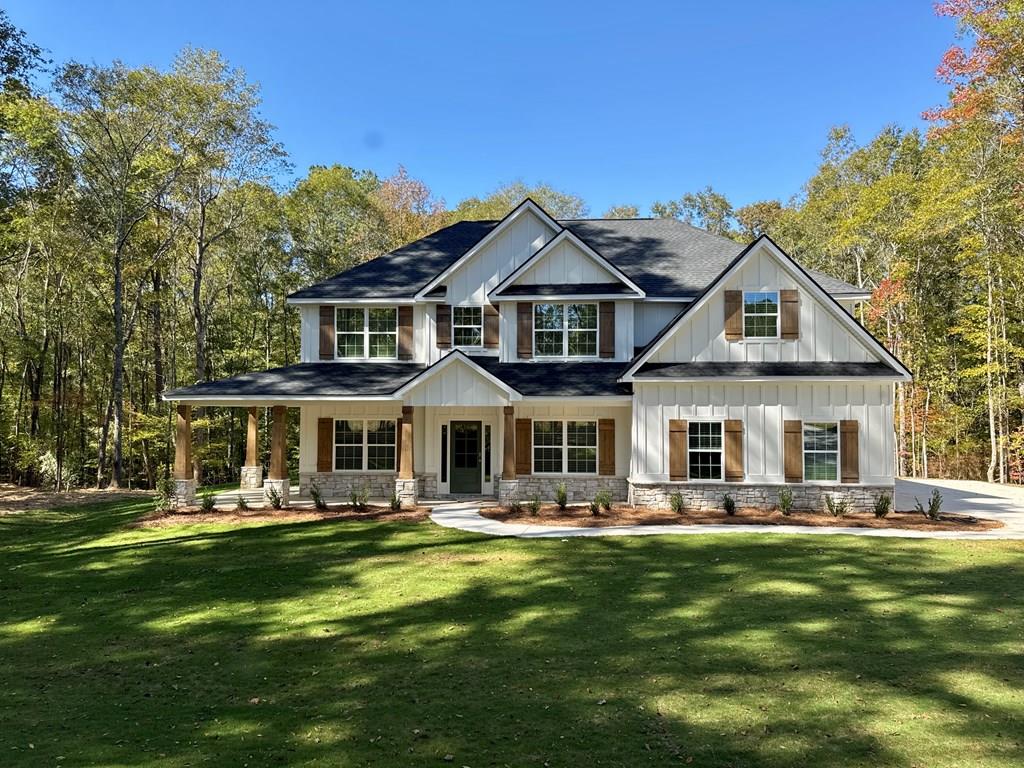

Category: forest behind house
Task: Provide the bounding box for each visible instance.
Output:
[1,2,1021,491]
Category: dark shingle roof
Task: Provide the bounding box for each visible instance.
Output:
[287,216,864,301]
[633,361,901,379]
[162,363,425,399]
[493,282,639,297]
[470,357,631,396]
[287,220,498,300]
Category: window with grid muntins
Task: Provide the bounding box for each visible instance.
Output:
[335,420,364,470]
[453,306,483,347]
[534,302,598,357]
[335,307,398,359]
[533,420,598,474]
[803,422,839,481]
[533,420,563,473]
[334,419,396,471]
[688,422,723,480]
[743,291,779,338]
[567,304,598,356]
[336,309,365,358]
[366,420,396,470]
[566,420,597,473]
[368,308,397,358]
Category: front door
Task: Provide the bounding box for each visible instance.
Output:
[450,421,482,494]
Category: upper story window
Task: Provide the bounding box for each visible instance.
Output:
[534,303,598,357]
[743,291,779,338]
[453,306,483,347]
[336,307,397,359]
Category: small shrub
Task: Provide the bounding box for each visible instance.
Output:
[350,486,370,512]
[509,496,522,514]
[915,488,942,520]
[873,492,891,519]
[154,477,176,512]
[722,493,736,516]
[778,487,794,516]
[824,494,849,518]
[389,492,401,511]
[266,484,283,510]
[669,492,685,514]
[200,492,216,513]
[528,496,541,516]
[236,494,249,511]
[594,489,612,514]
[555,482,568,511]
[309,482,327,511]
[589,499,600,516]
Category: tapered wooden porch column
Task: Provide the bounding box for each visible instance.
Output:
[399,406,414,480]
[174,404,192,480]
[245,407,259,466]
[269,406,287,481]
[502,406,516,480]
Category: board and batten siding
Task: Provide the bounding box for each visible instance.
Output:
[298,402,409,473]
[403,359,509,407]
[514,238,617,285]
[648,249,876,364]
[512,403,632,477]
[631,381,894,485]
[634,302,687,348]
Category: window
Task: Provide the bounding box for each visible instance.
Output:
[453,306,483,347]
[743,291,779,338]
[688,422,723,480]
[335,307,398,359]
[333,419,397,471]
[533,420,598,474]
[803,422,839,482]
[484,424,492,482]
[534,303,598,357]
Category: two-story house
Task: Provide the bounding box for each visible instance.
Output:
[164,198,910,511]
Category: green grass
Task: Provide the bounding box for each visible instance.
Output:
[1,499,1022,767]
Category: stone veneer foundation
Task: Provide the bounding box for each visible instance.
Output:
[628,482,894,514]
[240,465,263,490]
[498,476,629,505]
[395,478,418,507]
[299,472,396,500]
[263,478,290,507]
[172,478,197,509]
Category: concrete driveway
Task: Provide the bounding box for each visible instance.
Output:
[896,477,1024,536]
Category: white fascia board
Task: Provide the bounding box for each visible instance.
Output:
[391,350,521,400]
[488,228,646,299]
[518,395,632,404]
[414,199,562,299]
[162,395,399,405]
[630,375,907,384]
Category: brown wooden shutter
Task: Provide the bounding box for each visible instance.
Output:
[516,303,533,359]
[780,289,800,340]
[669,419,688,481]
[724,290,743,341]
[398,306,414,359]
[316,418,333,472]
[784,420,803,483]
[598,418,615,475]
[435,305,451,349]
[484,303,499,349]
[319,306,335,360]
[599,302,615,358]
[515,418,532,475]
[724,419,744,482]
[840,419,860,483]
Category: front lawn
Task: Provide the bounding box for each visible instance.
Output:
[1,499,1021,767]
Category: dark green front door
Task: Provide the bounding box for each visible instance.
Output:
[450,421,482,494]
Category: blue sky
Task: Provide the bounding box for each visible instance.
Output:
[7,1,956,215]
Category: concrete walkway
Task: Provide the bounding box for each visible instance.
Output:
[430,478,1024,540]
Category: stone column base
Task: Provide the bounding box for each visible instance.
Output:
[173,478,197,509]
[395,478,418,508]
[497,479,520,505]
[240,465,263,490]
[264,478,290,508]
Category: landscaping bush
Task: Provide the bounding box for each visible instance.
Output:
[508,496,522,514]
[199,492,216,513]
[778,487,794,516]
[266,484,283,510]
[594,489,612,514]
[555,482,568,511]
[528,496,541,516]
[915,489,942,520]
[235,494,249,511]
[589,498,600,516]
[154,477,175,512]
[389,492,401,511]
[669,492,685,514]
[350,486,370,512]
[873,492,891,518]
[722,494,736,515]
[825,494,849,517]
[309,482,327,511]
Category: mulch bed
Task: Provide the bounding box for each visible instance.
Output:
[135,503,430,528]
[480,503,1003,531]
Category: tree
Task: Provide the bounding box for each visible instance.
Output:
[651,186,737,238]
[452,181,588,220]
[602,204,640,218]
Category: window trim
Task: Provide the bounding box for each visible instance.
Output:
[742,290,780,340]
[332,418,397,473]
[334,306,398,360]
[532,302,600,359]
[531,418,599,475]
[452,305,484,349]
[802,420,841,484]
[687,420,724,482]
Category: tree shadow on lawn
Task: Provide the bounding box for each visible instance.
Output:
[1,502,1022,767]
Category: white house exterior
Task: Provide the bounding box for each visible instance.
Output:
[164,198,910,511]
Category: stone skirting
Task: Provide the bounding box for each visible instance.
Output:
[172,478,197,509]
[240,465,263,490]
[395,478,418,508]
[498,476,629,505]
[263,478,290,508]
[628,482,894,513]
[299,472,396,500]
[417,473,438,499]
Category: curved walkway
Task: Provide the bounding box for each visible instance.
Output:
[430,479,1024,540]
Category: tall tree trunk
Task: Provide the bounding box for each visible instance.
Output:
[111,240,126,489]
[986,270,998,483]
